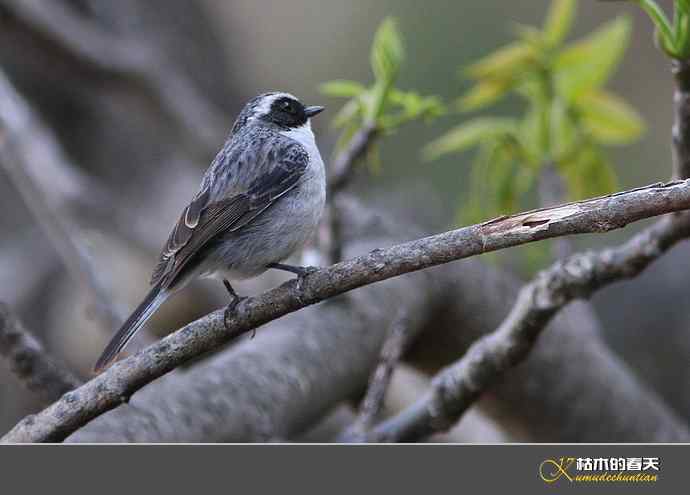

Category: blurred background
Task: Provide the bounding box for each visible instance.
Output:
[1,0,688,441]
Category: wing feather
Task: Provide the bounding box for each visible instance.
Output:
[150,138,309,287]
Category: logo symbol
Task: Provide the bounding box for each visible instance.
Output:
[539,457,575,483]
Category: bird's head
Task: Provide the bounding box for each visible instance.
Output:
[232,92,325,134]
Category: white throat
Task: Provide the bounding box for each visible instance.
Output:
[280,120,316,149]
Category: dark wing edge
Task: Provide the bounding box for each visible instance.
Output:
[150,142,309,288]
[150,184,211,286]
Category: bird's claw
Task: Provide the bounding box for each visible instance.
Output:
[294,266,318,293]
[223,295,247,329]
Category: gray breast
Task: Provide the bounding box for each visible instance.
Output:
[205,123,326,280]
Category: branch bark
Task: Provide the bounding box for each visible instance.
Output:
[4,179,690,442]
[368,212,690,441]
[0,302,82,403]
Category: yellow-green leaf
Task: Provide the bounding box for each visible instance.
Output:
[679,0,690,14]
[518,106,547,164]
[550,98,578,157]
[576,89,645,144]
[543,0,577,46]
[320,80,366,98]
[636,0,675,53]
[370,17,404,84]
[423,117,517,160]
[457,79,512,112]
[554,16,631,99]
[465,42,535,81]
[332,97,363,129]
[560,147,618,199]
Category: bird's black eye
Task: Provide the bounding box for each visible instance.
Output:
[281,100,296,114]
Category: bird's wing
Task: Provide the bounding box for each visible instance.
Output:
[151,140,309,287]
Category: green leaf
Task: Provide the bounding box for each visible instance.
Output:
[331,97,363,129]
[518,105,547,164]
[550,98,578,158]
[368,17,405,121]
[464,141,499,223]
[554,16,631,99]
[514,24,547,48]
[560,146,618,198]
[636,0,675,50]
[678,0,690,14]
[576,90,645,144]
[320,80,366,98]
[493,150,520,212]
[465,42,535,81]
[423,117,517,160]
[380,90,445,129]
[675,3,690,57]
[543,0,577,46]
[370,17,404,84]
[457,79,512,111]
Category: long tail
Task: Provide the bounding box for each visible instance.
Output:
[94,285,167,372]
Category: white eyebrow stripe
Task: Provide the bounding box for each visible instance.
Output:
[254,92,299,117]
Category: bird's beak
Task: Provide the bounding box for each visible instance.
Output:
[305,105,325,118]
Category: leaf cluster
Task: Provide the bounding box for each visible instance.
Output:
[611,0,690,58]
[424,0,644,221]
[320,18,445,168]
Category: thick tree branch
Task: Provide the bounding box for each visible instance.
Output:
[4,179,690,442]
[0,302,82,403]
[368,212,690,442]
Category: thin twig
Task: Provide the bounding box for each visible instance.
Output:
[338,311,413,441]
[4,178,690,442]
[325,123,378,263]
[0,302,82,404]
[672,59,690,179]
[328,123,379,196]
[365,212,690,442]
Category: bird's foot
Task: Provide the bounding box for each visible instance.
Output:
[222,279,247,330]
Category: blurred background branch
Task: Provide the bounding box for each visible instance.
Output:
[0,70,126,332]
[0,302,81,404]
[339,310,413,441]
[0,0,228,153]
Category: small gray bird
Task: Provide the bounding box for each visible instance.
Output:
[95,92,326,371]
